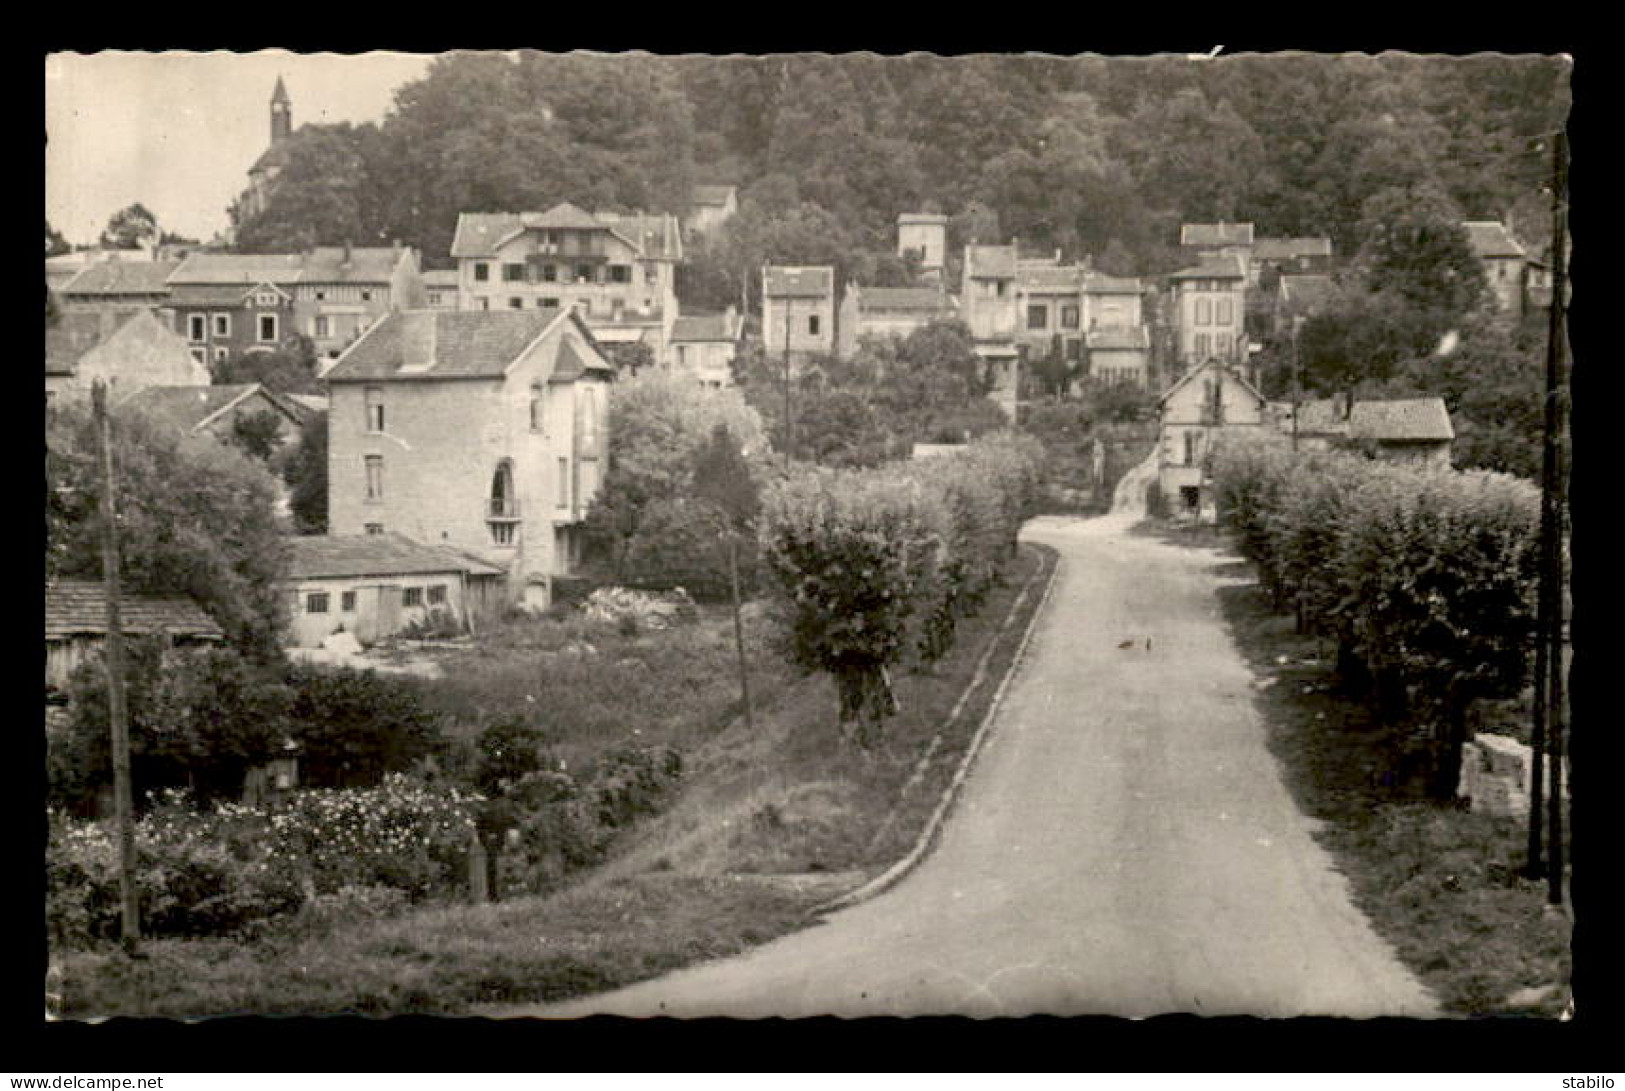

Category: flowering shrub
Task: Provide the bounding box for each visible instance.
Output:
[579,586,698,631]
[47,777,480,948]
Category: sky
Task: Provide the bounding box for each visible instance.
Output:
[45,51,435,247]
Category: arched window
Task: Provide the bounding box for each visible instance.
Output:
[490,460,516,520]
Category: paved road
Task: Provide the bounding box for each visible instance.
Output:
[525,508,1439,1019]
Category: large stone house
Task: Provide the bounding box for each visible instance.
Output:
[761,265,837,365]
[1156,357,1269,520]
[322,308,614,610]
[45,308,209,406]
[1168,253,1249,376]
[450,203,683,359]
[836,284,957,359]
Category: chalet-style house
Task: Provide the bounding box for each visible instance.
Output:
[667,308,744,387]
[281,533,504,648]
[165,253,304,366]
[1157,358,1269,520]
[321,308,613,610]
[761,265,837,364]
[837,284,957,359]
[290,244,426,360]
[449,203,683,359]
[45,308,208,406]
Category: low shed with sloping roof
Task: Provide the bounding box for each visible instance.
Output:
[45,580,225,690]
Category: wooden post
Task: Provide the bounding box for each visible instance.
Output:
[93,380,140,956]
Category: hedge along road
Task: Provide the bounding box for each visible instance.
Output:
[526,511,1440,1019]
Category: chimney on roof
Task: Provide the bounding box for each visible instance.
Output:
[400,312,436,372]
[343,241,353,268]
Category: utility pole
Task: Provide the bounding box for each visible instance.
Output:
[1544,129,1569,909]
[93,380,140,956]
[782,289,794,472]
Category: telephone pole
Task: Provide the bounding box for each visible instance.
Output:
[93,379,141,955]
[1543,129,1569,909]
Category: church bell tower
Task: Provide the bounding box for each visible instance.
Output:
[270,75,292,144]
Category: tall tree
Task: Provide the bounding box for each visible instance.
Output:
[99,203,159,250]
[45,218,71,257]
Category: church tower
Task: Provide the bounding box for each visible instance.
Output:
[270,75,292,144]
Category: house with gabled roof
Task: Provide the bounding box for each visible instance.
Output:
[166,253,303,365]
[1181,222,1255,266]
[761,265,837,364]
[57,260,179,310]
[321,308,614,610]
[688,184,739,238]
[450,203,683,357]
[959,244,1021,414]
[45,308,208,405]
[1273,394,1454,466]
[836,284,957,359]
[1157,357,1269,520]
[1251,236,1334,283]
[117,382,309,451]
[1463,220,1528,318]
[667,307,744,387]
[290,244,426,360]
[280,532,504,648]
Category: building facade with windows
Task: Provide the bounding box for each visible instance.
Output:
[290,244,426,360]
[761,265,837,364]
[45,308,209,404]
[449,203,682,358]
[1156,358,1269,520]
[165,253,305,366]
[1463,220,1527,318]
[959,244,1021,413]
[667,307,743,387]
[323,308,613,610]
[1168,254,1248,373]
[836,284,957,359]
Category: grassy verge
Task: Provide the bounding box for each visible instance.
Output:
[57,543,1057,1018]
[1210,558,1572,1018]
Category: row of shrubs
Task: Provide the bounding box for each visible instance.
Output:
[47,733,686,948]
[759,430,1046,745]
[1209,434,1542,798]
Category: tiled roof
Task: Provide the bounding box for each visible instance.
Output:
[1086,326,1150,350]
[897,212,949,225]
[117,383,299,435]
[61,260,180,297]
[1084,272,1143,294]
[1349,398,1454,443]
[1181,222,1255,248]
[548,336,611,384]
[285,533,503,581]
[301,246,407,284]
[1462,221,1525,259]
[45,580,225,641]
[671,312,741,343]
[251,139,296,174]
[284,393,330,417]
[168,284,257,307]
[45,310,139,375]
[692,185,737,207]
[1291,398,1351,435]
[965,245,1018,279]
[451,205,681,260]
[853,286,953,313]
[1253,236,1333,261]
[762,266,834,297]
[1018,264,1085,291]
[1170,254,1247,281]
[168,252,306,286]
[323,309,596,382]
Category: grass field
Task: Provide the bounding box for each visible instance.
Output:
[1212,567,1572,1018]
[56,543,1057,1018]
